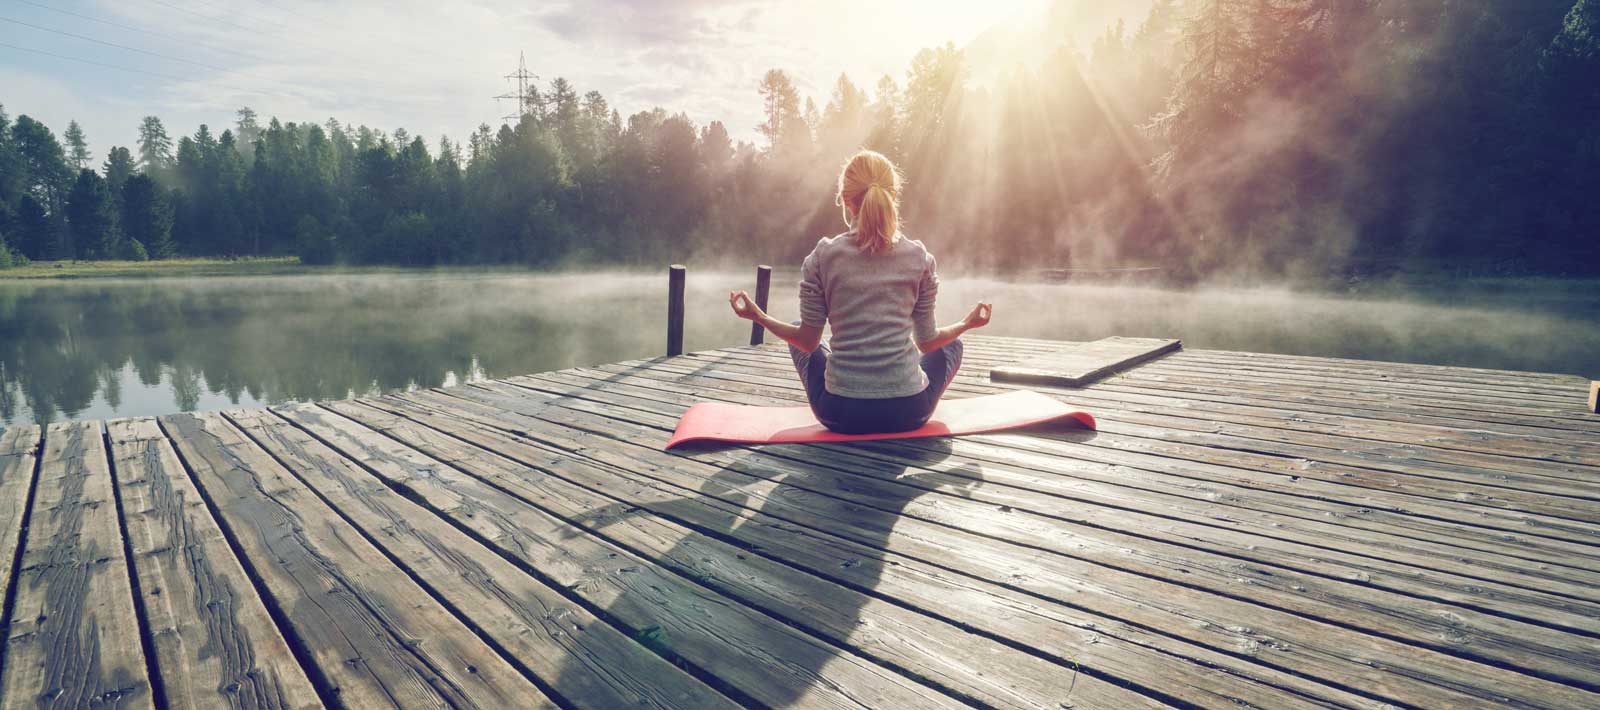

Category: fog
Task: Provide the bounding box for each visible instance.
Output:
[2,270,1595,426]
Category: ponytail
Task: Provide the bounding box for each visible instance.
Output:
[837,150,902,254]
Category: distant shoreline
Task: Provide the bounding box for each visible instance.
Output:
[0,257,311,280]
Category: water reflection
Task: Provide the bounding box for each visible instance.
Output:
[0,272,752,425]
[2,272,1597,425]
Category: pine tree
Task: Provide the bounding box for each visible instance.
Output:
[235,107,262,160]
[121,174,174,259]
[64,120,91,170]
[137,115,174,178]
[11,115,71,210]
[103,146,135,193]
[65,169,121,259]
[756,69,801,154]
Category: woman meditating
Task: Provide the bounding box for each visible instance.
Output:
[729,150,992,434]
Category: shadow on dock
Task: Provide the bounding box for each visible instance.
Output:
[549,434,990,706]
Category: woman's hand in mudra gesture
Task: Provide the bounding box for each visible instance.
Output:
[729,290,764,321]
[963,302,993,330]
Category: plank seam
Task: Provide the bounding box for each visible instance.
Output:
[567,362,1600,566]
[0,428,43,680]
[153,417,346,709]
[666,353,1600,526]
[716,349,1600,482]
[483,381,1600,696]
[399,395,1280,710]
[419,389,1434,710]
[231,410,586,710]
[101,423,170,709]
[523,366,1600,574]
[278,406,766,710]
[330,400,1012,710]
[552,363,1600,588]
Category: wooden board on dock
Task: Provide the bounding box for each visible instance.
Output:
[1589,380,1598,413]
[2,334,1598,710]
[990,336,1181,386]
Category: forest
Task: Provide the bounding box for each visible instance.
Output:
[0,0,1595,279]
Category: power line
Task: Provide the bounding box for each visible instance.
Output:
[13,0,258,61]
[0,16,228,71]
[183,0,289,32]
[144,0,255,33]
[0,40,187,81]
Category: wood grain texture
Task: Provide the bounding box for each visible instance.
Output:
[586,355,1600,572]
[990,336,1181,386]
[7,334,1597,710]
[106,417,320,710]
[325,398,1190,710]
[0,425,42,639]
[675,349,1600,524]
[352,393,1389,710]
[2,421,152,710]
[160,411,550,710]
[229,406,737,710]
[278,402,970,710]
[532,364,1600,627]
[438,372,1600,709]
[578,357,1600,579]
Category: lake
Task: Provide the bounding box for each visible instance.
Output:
[3,270,1598,426]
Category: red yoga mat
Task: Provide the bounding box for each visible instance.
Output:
[665,390,1095,449]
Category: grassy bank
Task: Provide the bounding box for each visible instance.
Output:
[0,257,312,279]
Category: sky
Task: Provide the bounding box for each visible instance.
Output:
[1,0,1154,159]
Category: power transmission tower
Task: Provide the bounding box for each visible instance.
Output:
[494,52,539,122]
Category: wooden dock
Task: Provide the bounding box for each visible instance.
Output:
[1,335,1597,709]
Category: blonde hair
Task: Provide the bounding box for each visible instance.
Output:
[837,150,902,254]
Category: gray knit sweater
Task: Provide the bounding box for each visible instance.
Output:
[798,232,940,398]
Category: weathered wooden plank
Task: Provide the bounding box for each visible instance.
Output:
[730,346,1600,477]
[2,421,153,709]
[969,335,1583,389]
[264,403,974,710]
[1170,349,1591,396]
[1176,345,1586,384]
[159,411,552,709]
[585,357,1600,566]
[678,350,1600,521]
[1589,381,1598,414]
[303,401,1177,710]
[867,338,1600,426]
[990,336,1181,387]
[412,384,1600,710]
[1129,362,1600,429]
[1096,372,1600,442]
[532,365,1600,614]
[653,351,1600,533]
[224,407,739,710]
[351,394,1388,710]
[757,340,1600,435]
[0,425,42,638]
[505,370,1600,680]
[105,417,321,710]
[1145,357,1587,410]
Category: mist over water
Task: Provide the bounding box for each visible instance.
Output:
[2,270,1596,426]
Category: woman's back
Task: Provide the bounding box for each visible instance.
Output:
[727,148,989,434]
[799,232,938,399]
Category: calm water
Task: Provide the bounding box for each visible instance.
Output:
[3,271,1597,426]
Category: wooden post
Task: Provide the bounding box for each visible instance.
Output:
[1588,381,1598,414]
[667,265,686,357]
[749,264,772,346]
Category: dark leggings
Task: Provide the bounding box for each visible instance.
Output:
[788,336,964,434]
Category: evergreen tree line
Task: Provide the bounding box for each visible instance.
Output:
[0,0,1594,277]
